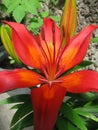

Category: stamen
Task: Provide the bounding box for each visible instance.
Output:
[41,67,48,79]
[55,68,65,79]
[52,23,56,63]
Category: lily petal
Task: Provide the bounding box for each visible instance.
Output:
[39,18,61,63]
[31,84,66,130]
[59,25,98,73]
[60,0,77,45]
[0,69,42,93]
[3,21,44,69]
[60,70,98,93]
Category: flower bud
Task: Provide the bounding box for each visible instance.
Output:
[0,25,21,64]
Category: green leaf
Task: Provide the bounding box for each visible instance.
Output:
[51,0,57,5]
[41,11,49,18]
[78,60,93,67]
[10,104,23,110]
[60,103,87,130]
[0,94,33,129]
[11,101,33,130]
[56,117,77,130]
[91,37,98,43]
[12,5,25,23]
[29,18,43,29]
[0,3,8,15]
[83,105,98,113]
[75,107,98,122]
[39,0,45,2]
[0,94,31,105]
[80,92,98,102]
[50,16,60,23]
[6,0,21,14]
[28,18,43,34]
[30,0,41,8]
[22,0,38,15]
[2,0,11,8]
[11,112,33,130]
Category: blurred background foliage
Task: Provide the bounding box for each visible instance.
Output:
[0,0,62,34]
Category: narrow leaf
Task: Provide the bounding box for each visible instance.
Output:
[56,117,77,130]
[11,112,33,130]
[10,104,23,110]
[75,107,98,122]
[83,105,98,113]
[60,103,87,130]
[0,94,31,105]
[11,101,33,128]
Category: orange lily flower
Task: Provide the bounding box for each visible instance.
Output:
[0,18,98,130]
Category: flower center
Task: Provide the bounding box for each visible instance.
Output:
[40,77,62,87]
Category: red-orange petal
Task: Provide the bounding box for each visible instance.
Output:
[59,25,98,73]
[3,21,44,69]
[31,84,66,130]
[60,70,98,93]
[39,18,61,63]
[0,69,42,93]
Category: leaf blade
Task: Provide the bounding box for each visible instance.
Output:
[12,5,25,23]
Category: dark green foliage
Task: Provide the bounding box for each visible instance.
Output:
[1,92,98,130]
